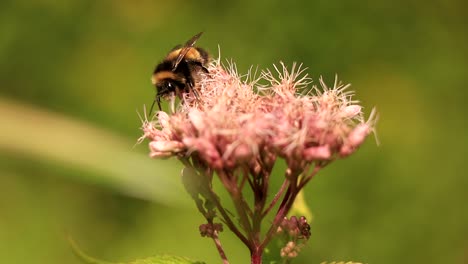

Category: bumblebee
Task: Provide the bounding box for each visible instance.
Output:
[151,32,210,112]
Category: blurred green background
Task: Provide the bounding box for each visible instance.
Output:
[1,0,467,263]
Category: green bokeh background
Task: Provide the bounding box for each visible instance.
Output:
[1,1,467,263]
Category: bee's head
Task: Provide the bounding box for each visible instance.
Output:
[156,80,177,97]
[151,78,184,112]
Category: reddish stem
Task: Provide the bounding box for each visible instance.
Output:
[212,232,230,264]
[218,170,254,240]
[205,186,251,247]
[262,179,288,217]
[251,247,262,264]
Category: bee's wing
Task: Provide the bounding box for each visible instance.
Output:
[172,32,203,71]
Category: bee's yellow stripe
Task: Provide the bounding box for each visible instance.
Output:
[152,71,178,85]
[165,48,201,62]
[165,49,182,61]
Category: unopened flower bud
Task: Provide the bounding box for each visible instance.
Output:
[280,241,300,259]
[149,151,174,159]
[199,223,223,238]
[233,143,253,163]
[342,105,362,119]
[347,123,370,147]
[303,145,331,161]
[149,141,184,153]
[339,123,371,157]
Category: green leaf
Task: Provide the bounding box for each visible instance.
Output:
[288,189,313,221]
[0,97,188,206]
[68,236,205,264]
[68,236,122,264]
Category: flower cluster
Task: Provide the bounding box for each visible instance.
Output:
[277,216,311,260]
[140,58,376,264]
[142,61,375,171]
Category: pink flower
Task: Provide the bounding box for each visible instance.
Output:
[142,60,376,170]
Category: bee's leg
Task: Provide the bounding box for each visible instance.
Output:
[198,63,209,73]
[185,61,205,99]
[192,86,200,99]
[188,60,209,73]
[184,73,200,100]
[189,80,201,100]
[186,77,195,93]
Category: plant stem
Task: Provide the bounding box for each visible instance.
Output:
[212,232,230,264]
[205,186,251,247]
[260,166,302,249]
[262,179,288,217]
[251,247,262,264]
[218,170,254,240]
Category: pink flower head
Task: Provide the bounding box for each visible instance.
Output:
[141,59,376,172]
